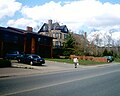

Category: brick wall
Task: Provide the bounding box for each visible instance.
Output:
[92,57,107,62]
[70,55,107,62]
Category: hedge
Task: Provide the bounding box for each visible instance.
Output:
[0,59,11,68]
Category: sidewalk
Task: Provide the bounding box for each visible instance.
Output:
[0,60,117,78]
[0,61,75,78]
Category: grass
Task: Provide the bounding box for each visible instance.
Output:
[45,58,106,65]
[114,58,120,62]
[79,60,106,65]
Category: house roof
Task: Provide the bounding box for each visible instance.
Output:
[7,27,29,33]
[73,33,84,41]
[72,33,89,44]
[38,22,69,33]
[7,27,54,39]
[0,26,23,34]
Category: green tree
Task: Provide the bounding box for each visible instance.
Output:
[64,33,75,48]
[63,33,75,56]
[103,49,108,56]
[103,49,113,56]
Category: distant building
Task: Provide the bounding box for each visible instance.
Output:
[72,32,90,54]
[38,20,69,48]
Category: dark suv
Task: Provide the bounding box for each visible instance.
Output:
[4,51,23,60]
[104,56,114,63]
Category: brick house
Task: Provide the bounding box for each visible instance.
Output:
[0,26,24,57]
[0,26,53,58]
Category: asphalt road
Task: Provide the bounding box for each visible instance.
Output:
[0,63,120,96]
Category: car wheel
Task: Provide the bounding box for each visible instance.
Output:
[30,61,33,65]
[107,59,110,63]
[17,59,21,63]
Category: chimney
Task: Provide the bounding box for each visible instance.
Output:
[84,32,87,39]
[27,26,33,32]
[48,19,52,31]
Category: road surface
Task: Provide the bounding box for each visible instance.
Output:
[0,63,120,96]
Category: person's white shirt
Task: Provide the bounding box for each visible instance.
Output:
[73,58,78,63]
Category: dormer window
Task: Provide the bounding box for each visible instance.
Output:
[64,27,68,32]
[43,25,46,31]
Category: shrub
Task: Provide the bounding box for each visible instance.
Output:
[0,59,11,68]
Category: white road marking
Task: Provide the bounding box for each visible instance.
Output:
[4,69,120,96]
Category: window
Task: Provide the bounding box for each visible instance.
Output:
[55,41,61,47]
[53,41,55,47]
[59,42,62,46]
[52,33,56,38]
[60,33,62,39]
[64,34,67,39]
[55,41,59,46]
[13,36,18,44]
[43,25,47,31]
[55,41,62,47]
[55,33,59,38]
[64,27,68,32]
[38,38,41,42]
[4,34,18,43]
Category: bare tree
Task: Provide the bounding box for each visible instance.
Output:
[91,34,102,56]
[113,39,120,56]
[33,25,41,32]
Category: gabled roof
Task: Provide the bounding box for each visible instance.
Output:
[38,23,48,32]
[38,22,69,33]
[73,33,84,41]
[73,33,89,44]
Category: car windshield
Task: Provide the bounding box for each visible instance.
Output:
[8,51,19,54]
[32,55,40,58]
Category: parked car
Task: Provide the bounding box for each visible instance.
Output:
[4,51,24,60]
[104,56,114,63]
[17,54,45,65]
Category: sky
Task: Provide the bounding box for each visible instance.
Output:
[0,0,120,44]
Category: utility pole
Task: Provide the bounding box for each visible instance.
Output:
[84,32,87,55]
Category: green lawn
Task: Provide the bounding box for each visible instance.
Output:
[45,58,106,65]
[114,58,120,62]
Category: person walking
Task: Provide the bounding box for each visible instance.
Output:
[73,57,78,68]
